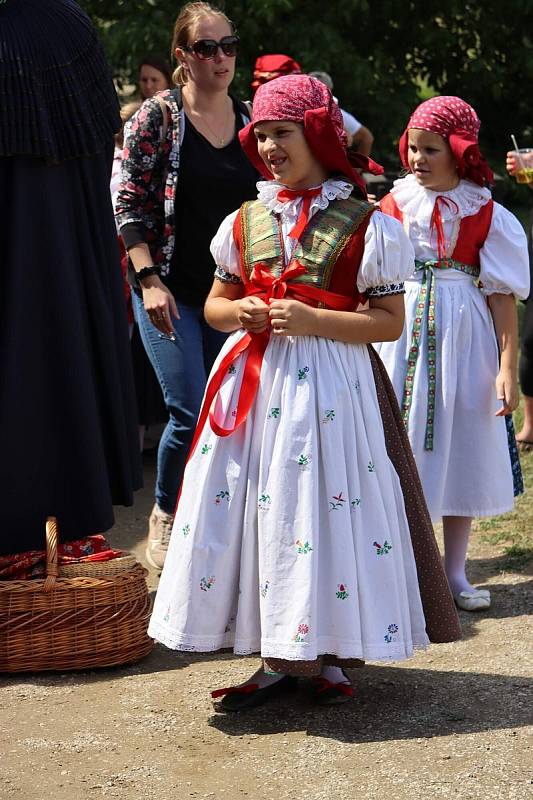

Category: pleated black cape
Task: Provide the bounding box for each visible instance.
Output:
[0,0,142,554]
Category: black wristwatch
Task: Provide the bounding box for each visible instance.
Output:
[137,265,162,283]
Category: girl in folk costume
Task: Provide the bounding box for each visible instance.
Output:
[148,76,460,711]
[377,97,529,612]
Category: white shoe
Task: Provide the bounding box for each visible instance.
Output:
[145,503,174,570]
[454,588,491,611]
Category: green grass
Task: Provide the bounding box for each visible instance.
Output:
[472,207,532,570]
[474,398,533,570]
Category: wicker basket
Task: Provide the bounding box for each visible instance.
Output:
[0,518,153,672]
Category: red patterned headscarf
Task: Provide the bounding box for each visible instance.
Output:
[399,95,493,186]
[239,74,383,197]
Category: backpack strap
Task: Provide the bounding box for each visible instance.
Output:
[155,86,182,146]
[241,99,253,118]
[154,95,169,142]
[232,96,252,123]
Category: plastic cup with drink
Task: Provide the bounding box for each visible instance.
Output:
[510,135,533,184]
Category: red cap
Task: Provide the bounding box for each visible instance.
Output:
[250,54,302,96]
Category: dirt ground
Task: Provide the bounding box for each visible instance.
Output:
[1,454,532,800]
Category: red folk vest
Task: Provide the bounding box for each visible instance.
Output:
[233,196,375,306]
[379,192,494,266]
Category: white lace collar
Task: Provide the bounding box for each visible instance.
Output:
[390,173,492,223]
[257,178,354,216]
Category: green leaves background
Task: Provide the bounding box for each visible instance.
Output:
[81,0,533,168]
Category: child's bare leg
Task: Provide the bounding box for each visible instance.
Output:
[516,394,533,442]
[443,515,475,596]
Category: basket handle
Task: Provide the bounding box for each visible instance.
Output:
[43,516,59,593]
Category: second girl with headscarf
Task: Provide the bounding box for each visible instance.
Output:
[148,75,461,712]
[377,97,529,612]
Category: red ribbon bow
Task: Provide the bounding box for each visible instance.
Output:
[430,195,459,266]
[277,186,323,240]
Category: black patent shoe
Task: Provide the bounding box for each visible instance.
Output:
[211,675,298,712]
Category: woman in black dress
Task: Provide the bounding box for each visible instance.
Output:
[0,0,142,555]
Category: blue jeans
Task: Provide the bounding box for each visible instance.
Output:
[133,293,227,514]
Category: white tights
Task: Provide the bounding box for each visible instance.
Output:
[443,515,475,595]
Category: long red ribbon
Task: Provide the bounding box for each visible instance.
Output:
[186,261,356,465]
[277,187,322,240]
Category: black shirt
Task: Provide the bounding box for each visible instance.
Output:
[166,98,258,306]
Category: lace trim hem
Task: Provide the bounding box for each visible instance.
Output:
[435,503,514,519]
[148,621,429,661]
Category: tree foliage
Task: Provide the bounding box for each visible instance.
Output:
[81,0,533,168]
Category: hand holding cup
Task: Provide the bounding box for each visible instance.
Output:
[506,148,533,184]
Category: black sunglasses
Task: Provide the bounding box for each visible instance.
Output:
[183,35,239,60]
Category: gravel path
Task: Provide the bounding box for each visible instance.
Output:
[1,457,531,799]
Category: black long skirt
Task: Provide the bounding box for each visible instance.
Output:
[0,146,142,555]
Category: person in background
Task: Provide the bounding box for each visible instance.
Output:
[506,148,533,451]
[113,98,169,451]
[116,1,258,571]
[111,102,143,336]
[131,58,174,450]
[138,54,173,100]
[250,53,302,96]
[309,70,374,155]
[0,0,141,557]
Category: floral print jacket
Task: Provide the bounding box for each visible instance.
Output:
[115,87,251,280]
[115,88,182,277]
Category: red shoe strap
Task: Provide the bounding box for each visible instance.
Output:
[211,683,259,699]
[312,677,354,696]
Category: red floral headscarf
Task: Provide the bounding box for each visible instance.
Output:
[399,96,493,186]
[239,74,383,197]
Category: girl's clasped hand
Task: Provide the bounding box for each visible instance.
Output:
[237,296,317,336]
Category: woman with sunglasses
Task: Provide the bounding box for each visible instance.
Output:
[116,2,258,570]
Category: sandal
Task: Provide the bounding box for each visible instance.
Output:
[211,675,298,712]
[311,672,354,706]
